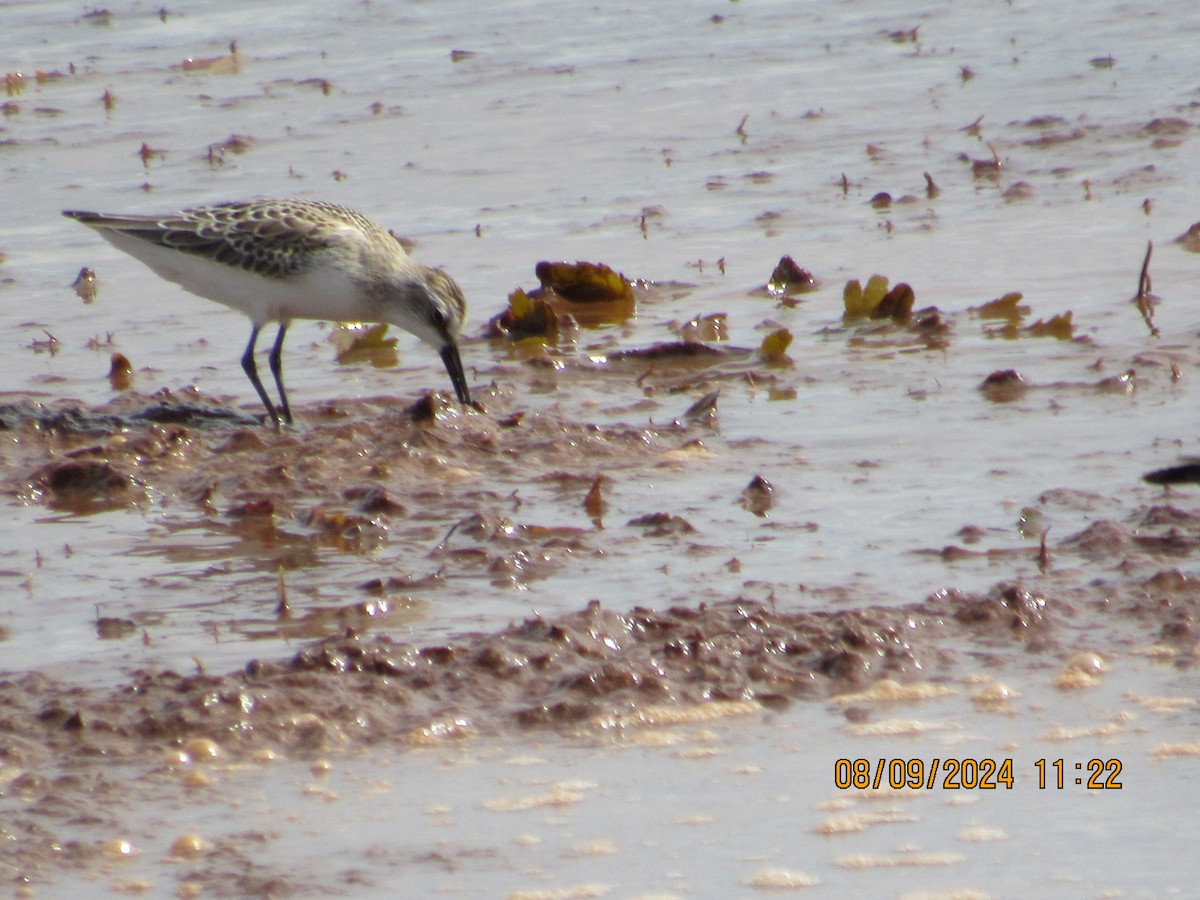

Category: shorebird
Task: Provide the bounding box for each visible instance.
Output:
[63,198,472,424]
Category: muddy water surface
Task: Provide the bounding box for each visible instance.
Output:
[3,0,1200,896]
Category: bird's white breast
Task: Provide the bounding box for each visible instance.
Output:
[93,228,375,326]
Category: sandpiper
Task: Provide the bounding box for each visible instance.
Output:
[63,198,472,424]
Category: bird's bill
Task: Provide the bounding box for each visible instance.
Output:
[439,343,473,405]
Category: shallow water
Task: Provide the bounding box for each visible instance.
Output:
[3,0,1200,895]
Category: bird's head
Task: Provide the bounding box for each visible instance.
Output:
[381,265,472,405]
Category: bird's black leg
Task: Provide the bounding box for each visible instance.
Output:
[241,324,281,426]
[268,323,292,425]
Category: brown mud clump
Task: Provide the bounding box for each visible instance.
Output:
[0,583,1058,767]
[764,255,819,301]
[4,573,1192,773]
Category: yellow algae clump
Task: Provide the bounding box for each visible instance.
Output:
[329,322,398,365]
[183,770,213,789]
[183,737,222,762]
[971,681,1020,709]
[1064,651,1107,675]
[1055,651,1106,689]
[405,717,474,744]
[670,813,715,826]
[972,291,1029,320]
[676,746,725,760]
[1152,741,1200,758]
[1026,311,1074,339]
[510,287,535,319]
[488,287,561,343]
[483,783,590,812]
[816,810,915,835]
[832,679,957,705]
[862,274,890,311]
[759,327,793,361]
[102,838,139,859]
[958,826,1008,842]
[835,851,964,869]
[513,259,637,327]
[168,834,210,860]
[506,885,609,900]
[592,700,761,730]
[843,278,870,317]
[1127,693,1195,713]
[844,718,947,738]
[745,867,821,889]
[536,260,633,305]
[843,274,914,321]
[656,442,718,467]
[1042,721,1126,742]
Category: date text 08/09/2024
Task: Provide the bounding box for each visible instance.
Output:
[833,758,1124,791]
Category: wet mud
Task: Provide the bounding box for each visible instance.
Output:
[6,0,1200,893]
[4,380,1200,890]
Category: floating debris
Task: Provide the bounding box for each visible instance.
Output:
[4,71,27,96]
[628,512,696,536]
[979,369,1029,403]
[72,266,98,303]
[843,275,914,322]
[329,322,399,366]
[765,255,818,300]
[205,133,253,165]
[972,292,1029,321]
[759,328,793,362]
[1175,222,1200,253]
[535,260,633,305]
[1025,311,1074,340]
[680,389,720,425]
[137,142,165,167]
[739,475,774,517]
[1144,464,1200,486]
[679,311,727,342]
[486,288,563,343]
[108,352,133,390]
[177,40,241,74]
[584,474,605,528]
[492,261,636,334]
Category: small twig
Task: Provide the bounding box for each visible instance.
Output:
[1133,240,1159,337]
[923,171,940,199]
[1037,528,1051,573]
[960,114,984,137]
[275,564,290,617]
[1136,240,1153,299]
[432,520,461,555]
